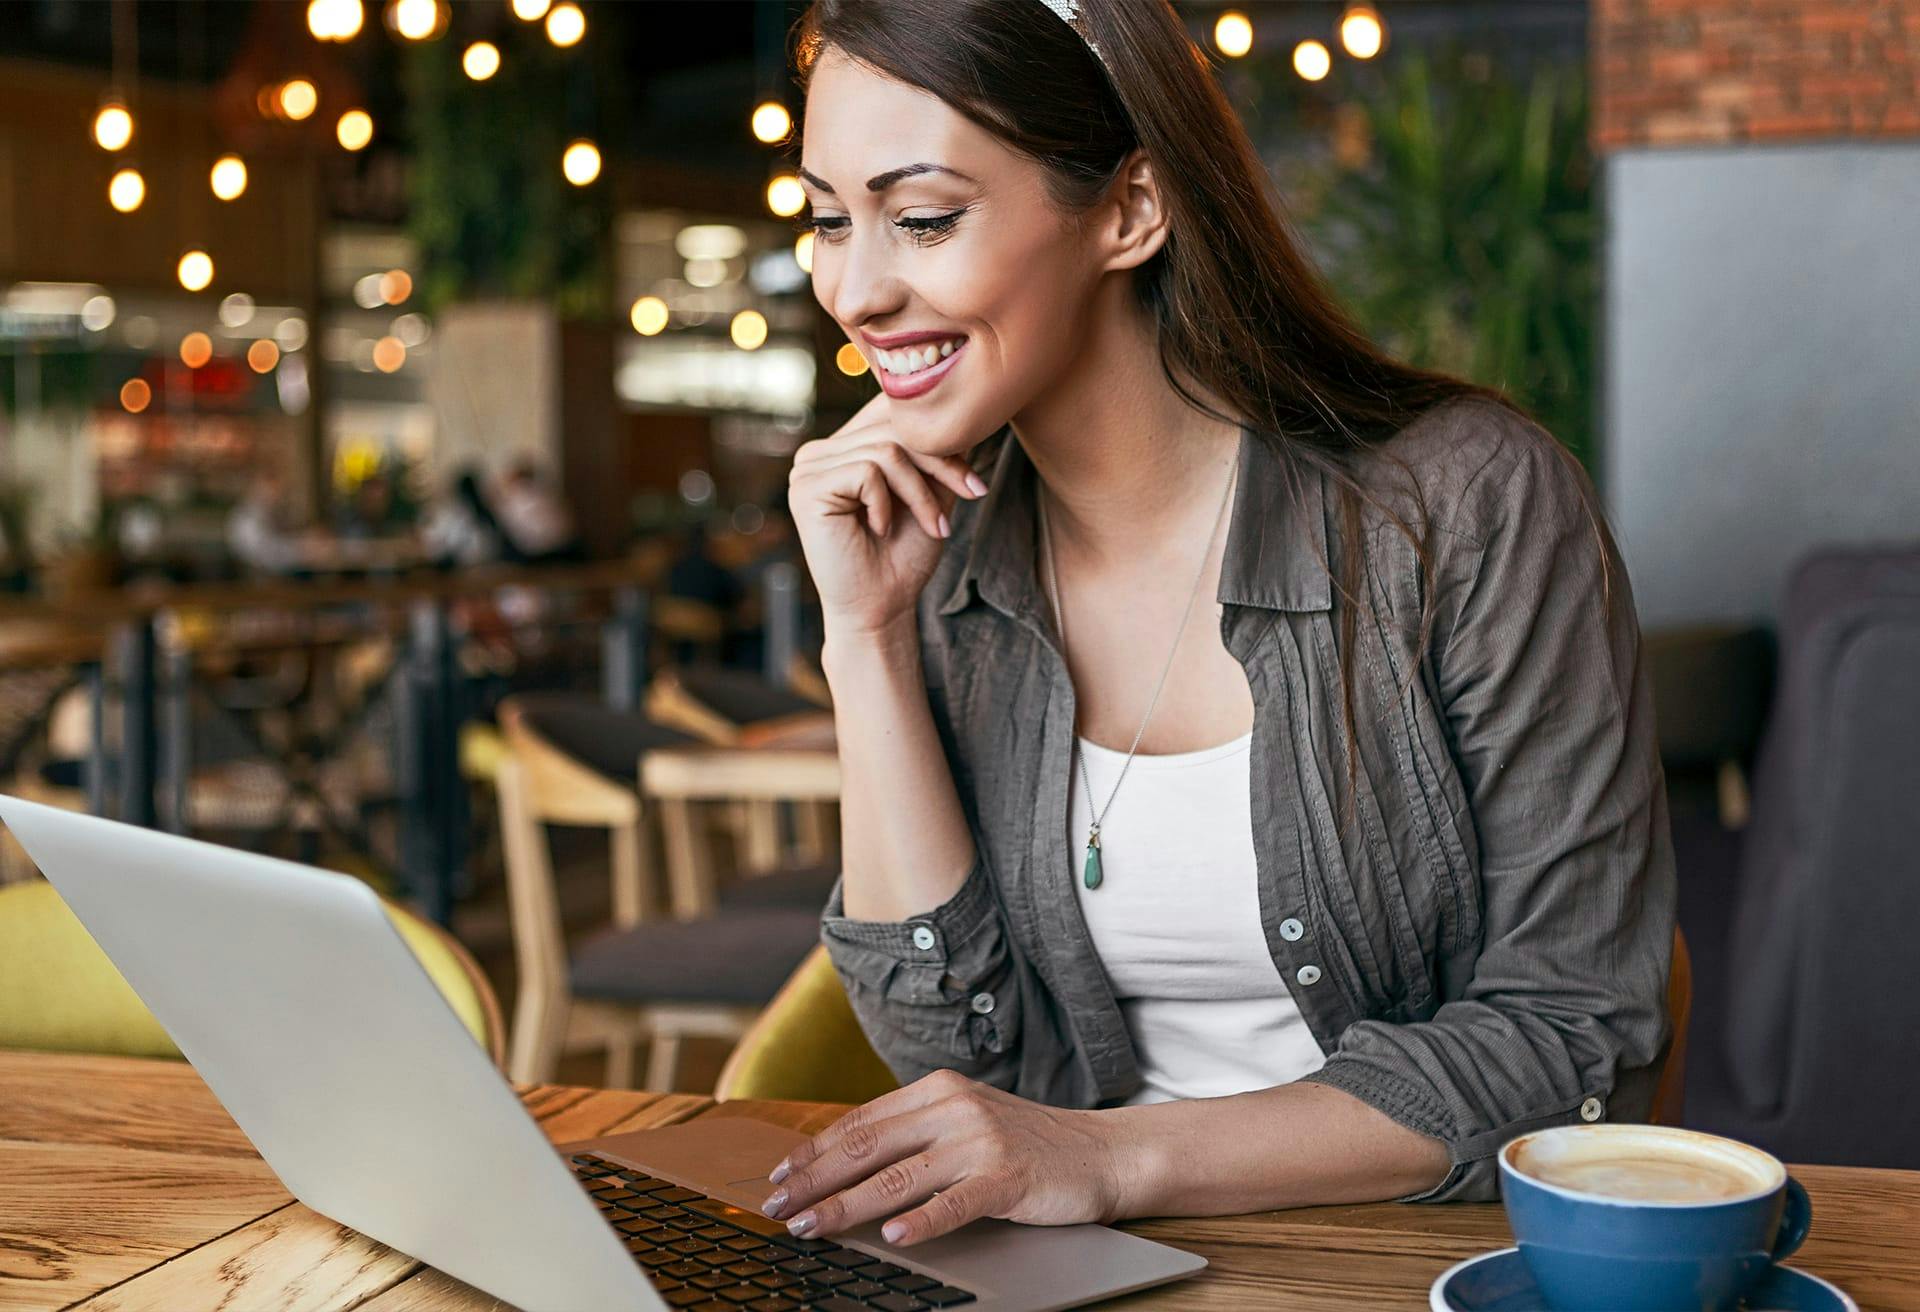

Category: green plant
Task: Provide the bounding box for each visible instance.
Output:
[403,37,614,318]
[1296,51,1598,470]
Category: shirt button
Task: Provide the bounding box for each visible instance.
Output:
[1295,964,1322,987]
[1580,1096,1605,1122]
[970,992,995,1015]
[1279,917,1305,942]
[910,925,937,951]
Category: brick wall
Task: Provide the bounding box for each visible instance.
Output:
[1593,0,1920,149]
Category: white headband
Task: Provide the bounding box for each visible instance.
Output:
[1035,0,1112,77]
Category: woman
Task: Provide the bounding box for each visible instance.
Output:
[773,0,1676,1247]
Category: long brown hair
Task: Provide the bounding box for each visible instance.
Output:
[794,0,1577,808]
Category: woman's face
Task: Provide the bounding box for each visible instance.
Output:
[801,50,1108,457]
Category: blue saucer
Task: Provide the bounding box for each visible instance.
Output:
[1429,1247,1857,1312]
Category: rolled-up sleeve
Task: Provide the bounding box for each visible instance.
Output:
[1299,436,1677,1201]
[821,851,1029,1088]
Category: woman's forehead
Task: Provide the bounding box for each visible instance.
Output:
[801,52,1009,188]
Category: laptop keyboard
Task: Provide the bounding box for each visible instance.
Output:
[569,1153,980,1311]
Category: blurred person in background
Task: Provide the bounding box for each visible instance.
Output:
[421,468,508,570]
[494,456,582,564]
[226,468,306,576]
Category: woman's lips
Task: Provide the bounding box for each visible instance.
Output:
[874,339,966,400]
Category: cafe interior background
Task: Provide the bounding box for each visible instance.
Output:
[0,0,1914,1178]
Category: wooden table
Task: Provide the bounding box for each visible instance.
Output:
[2,1051,1914,1311]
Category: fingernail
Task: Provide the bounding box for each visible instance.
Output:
[787,1211,818,1238]
[965,472,989,498]
[761,1187,789,1218]
[937,513,951,539]
[881,1220,908,1244]
[768,1159,791,1185]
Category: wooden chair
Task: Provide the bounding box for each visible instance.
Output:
[1651,926,1693,1127]
[0,878,505,1068]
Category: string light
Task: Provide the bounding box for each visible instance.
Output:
[247,339,281,373]
[1339,5,1385,59]
[1214,10,1253,58]
[177,250,215,292]
[307,0,364,41]
[279,79,318,120]
[179,332,213,369]
[1293,39,1332,81]
[93,102,134,151]
[337,109,374,150]
[511,0,551,18]
[545,2,585,47]
[210,155,248,201]
[751,101,792,144]
[108,168,145,213]
[765,174,805,217]
[463,41,500,80]
[729,309,768,351]
[834,342,868,376]
[629,296,669,335]
[120,378,152,414]
[562,139,601,186]
[794,231,814,274]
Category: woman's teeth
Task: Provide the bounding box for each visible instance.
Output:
[875,338,961,376]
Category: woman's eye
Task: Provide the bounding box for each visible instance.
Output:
[896,209,968,243]
[804,214,851,242]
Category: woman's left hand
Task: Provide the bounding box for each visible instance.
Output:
[759,1069,1130,1246]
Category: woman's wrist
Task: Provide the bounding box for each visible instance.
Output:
[820,612,921,684]
[1089,1104,1179,1221]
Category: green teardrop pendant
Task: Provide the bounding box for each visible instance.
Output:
[1083,832,1103,890]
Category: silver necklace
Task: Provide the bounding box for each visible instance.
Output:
[1037,461,1238,890]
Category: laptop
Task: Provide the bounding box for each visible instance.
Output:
[0,796,1205,1312]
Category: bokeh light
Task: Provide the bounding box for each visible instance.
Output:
[108,168,145,213]
[389,0,445,40]
[1294,39,1332,81]
[279,79,318,120]
[562,139,601,186]
[337,108,374,150]
[630,296,670,335]
[180,332,214,369]
[177,250,215,292]
[835,342,869,376]
[794,231,815,274]
[1214,11,1253,58]
[379,269,413,304]
[247,339,281,373]
[93,103,133,151]
[120,378,151,414]
[1340,6,1385,59]
[307,0,365,41]
[751,101,792,144]
[510,0,551,19]
[372,336,407,372]
[765,174,805,217]
[546,3,585,47]
[729,309,768,351]
[210,155,248,201]
[463,41,500,80]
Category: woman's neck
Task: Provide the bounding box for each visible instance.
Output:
[1010,279,1242,563]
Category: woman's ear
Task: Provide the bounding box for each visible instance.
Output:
[1098,148,1171,273]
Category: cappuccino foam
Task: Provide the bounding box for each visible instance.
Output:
[1507,1127,1780,1205]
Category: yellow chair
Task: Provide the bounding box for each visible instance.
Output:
[714,945,899,1105]
[0,878,506,1068]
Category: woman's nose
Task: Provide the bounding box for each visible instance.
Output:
[822,229,903,330]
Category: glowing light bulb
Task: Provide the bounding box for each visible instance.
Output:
[562,139,601,186]
[337,108,373,150]
[1293,39,1332,82]
[545,2,585,47]
[629,296,669,336]
[751,101,792,144]
[93,103,134,151]
[108,168,145,213]
[765,174,805,217]
[463,41,500,80]
[177,250,215,292]
[1214,11,1253,58]
[210,155,248,201]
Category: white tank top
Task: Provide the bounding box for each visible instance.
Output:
[1068,731,1327,1104]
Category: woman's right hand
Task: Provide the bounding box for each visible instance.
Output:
[789,392,990,637]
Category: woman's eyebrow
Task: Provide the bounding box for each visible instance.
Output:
[797,163,978,195]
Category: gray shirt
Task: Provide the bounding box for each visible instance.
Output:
[820,396,1677,1202]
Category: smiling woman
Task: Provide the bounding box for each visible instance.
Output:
[778,0,1674,1256]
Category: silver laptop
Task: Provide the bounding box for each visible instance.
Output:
[0,796,1204,1312]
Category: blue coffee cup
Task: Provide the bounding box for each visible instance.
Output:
[1499,1124,1812,1312]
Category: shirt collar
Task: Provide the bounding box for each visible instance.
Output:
[936,422,1332,620]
